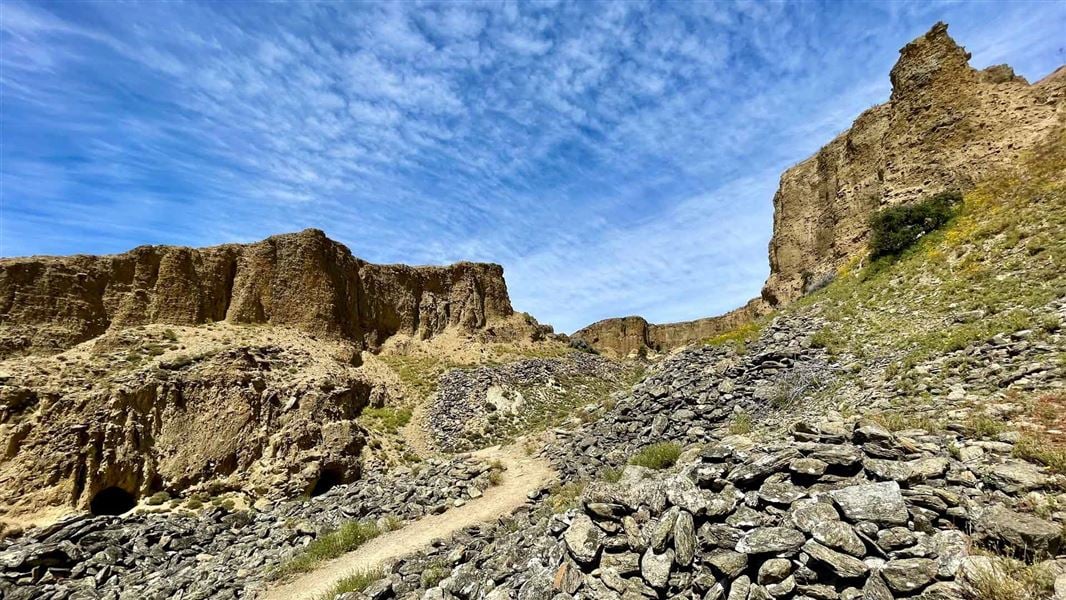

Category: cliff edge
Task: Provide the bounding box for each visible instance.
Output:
[0,228,515,357]
[763,22,1065,304]
[576,23,1065,355]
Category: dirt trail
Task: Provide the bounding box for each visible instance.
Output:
[258,444,554,600]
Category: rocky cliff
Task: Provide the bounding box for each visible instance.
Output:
[0,228,514,357]
[576,23,1065,355]
[573,299,766,358]
[763,22,1066,305]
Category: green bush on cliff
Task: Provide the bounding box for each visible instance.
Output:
[869,191,961,258]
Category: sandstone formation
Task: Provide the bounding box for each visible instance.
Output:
[576,22,1065,355]
[0,228,514,357]
[573,299,766,358]
[763,22,1065,305]
[0,325,384,527]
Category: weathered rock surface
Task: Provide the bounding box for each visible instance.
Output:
[0,331,379,526]
[762,23,1066,306]
[0,228,516,357]
[572,299,767,358]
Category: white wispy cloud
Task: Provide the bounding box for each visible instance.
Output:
[1,0,1063,331]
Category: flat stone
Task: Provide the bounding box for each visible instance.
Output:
[758,479,807,505]
[881,558,938,592]
[674,511,696,567]
[810,520,865,557]
[640,547,674,588]
[706,549,747,579]
[728,449,801,485]
[802,540,869,579]
[563,514,604,564]
[790,457,828,476]
[757,558,792,585]
[736,527,806,555]
[829,481,909,525]
[987,461,1049,492]
[789,499,840,533]
[977,504,1061,555]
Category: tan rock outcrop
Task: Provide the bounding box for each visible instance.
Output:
[0,228,515,357]
[762,22,1065,305]
[576,23,1065,355]
[0,325,385,527]
[574,299,767,358]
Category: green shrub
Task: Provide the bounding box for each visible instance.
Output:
[145,491,171,506]
[628,442,681,470]
[1013,434,1066,475]
[869,191,961,258]
[600,467,623,483]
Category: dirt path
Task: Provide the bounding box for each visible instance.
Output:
[259,444,554,600]
[400,401,434,457]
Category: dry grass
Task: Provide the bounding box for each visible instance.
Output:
[316,568,385,600]
[628,442,681,470]
[728,412,753,435]
[272,517,401,579]
[546,481,585,513]
[962,555,1055,600]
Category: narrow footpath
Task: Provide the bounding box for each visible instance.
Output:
[259,444,555,600]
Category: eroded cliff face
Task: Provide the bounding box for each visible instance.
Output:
[574,299,766,358]
[0,228,514,357]
[575,23,1065,356]
[0,325,387,527]
[762,22,1066,305]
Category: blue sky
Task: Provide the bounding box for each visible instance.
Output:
[2,1,1064,332]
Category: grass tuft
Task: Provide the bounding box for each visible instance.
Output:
[1013,434,1066,475]
[316,568,385,600]
[628,442,681,470]
[728,412,753,435]
[546,481,586,513]
[272,518,400,579]
[962,555,1054,600]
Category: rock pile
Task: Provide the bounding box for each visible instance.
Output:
[0,456,495,599]
[427,353,626,452]
[549,315,833,480]
[386,417,1065,600]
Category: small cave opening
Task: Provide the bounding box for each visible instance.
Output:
[309,467,344,497]
[89,486,137,516]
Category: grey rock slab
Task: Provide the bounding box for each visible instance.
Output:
[736,527,806,555]
[757,558,792,585]
[640,547,674,589]
[810,521,865,557]
[705,550,747,579]
[789,458,828,476]
[563,514,604,564]
[789,499,840,534]
[881,558,938,593]
[977,504,1061,555]
[862,573,894,600]
[673,511,696,567]
[728,449,801,485]
[802,540,869,579]
[829,481,908,525]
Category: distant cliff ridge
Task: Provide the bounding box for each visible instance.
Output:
[574,299,766,358]
[0,228,515,356]
[576,22,1066,356]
